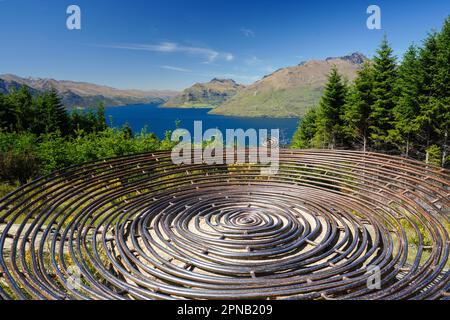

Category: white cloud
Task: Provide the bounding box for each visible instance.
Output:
[161,65,192,72]
[102,42,233,63]
[224,53,234,61]
[241,28,255,38]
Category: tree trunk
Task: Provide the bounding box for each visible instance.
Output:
[443,149,447,167]
[425,133,430,164]
[442,131,448,167]
[405,133,410,158]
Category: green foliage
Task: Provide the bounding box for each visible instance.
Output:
[0,93,14,130]
[0,128,167,184]
[65,128,161,165]
[317,67,348,149]
[4,87,35,132]
[122,122,133,139]
[68,105,106,135]
[369,36,398,148]
[0,87,106,137]
[0,182,19,198]
[343,62,374,151]
[0,131,39,184]
[0,89,175,188]
[426,145,442,166]
[291,108,318,149]
[391,45,421,156]
[291,67,348,149]
[414,25,450,163]
[435,17,450,167]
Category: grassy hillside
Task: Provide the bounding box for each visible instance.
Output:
[210,86,323,117]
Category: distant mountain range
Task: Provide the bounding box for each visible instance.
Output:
[210,52,367,117]
[1,52,367,117]
[162,78,244,108]
[0,74,178,109]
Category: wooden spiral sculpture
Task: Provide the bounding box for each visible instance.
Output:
[0,149,449,300]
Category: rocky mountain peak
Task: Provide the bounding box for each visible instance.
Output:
[326,52,368,64]
[210,78,237,85]
[163,78,244,108]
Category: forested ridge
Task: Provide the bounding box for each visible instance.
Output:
[292,16,450,168]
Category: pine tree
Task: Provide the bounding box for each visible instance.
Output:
[419,32,440,101]
[425,145,442,167]
[435,17,450,166]
[343,62,374,151]
[291,108,318,149]
[32,94,49,134]
[6,87,34,132]
[122,122,134,139]
[416,32,441,161]
[32,89,69,135]
[0,93,16,130]
[435,17,450,99]
[95,103,107,132]
[369,36,398,150]
[316,66,348,149]
[392,45,421,157]
[46,88,69,135]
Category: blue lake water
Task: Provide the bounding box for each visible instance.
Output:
[105,104,299,146]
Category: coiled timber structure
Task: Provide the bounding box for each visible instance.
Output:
[0,149,449,300]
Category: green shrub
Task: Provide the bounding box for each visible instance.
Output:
[0,131,40,184]
[426,145,442,166]
[0,149,40,184]
[0,127,167,186]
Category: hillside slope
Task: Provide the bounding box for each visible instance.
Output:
[210,52,367,117]
[163,78,244,108]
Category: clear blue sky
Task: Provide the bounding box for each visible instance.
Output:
[0,0,449,90]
